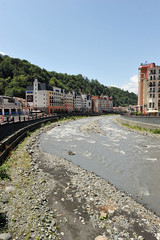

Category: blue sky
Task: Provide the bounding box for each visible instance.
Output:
[0,0,160,94]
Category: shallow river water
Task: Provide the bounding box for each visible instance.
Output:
[40,116,160,215]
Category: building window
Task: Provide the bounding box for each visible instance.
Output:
[154,70,156,74]
[149,103,152,108]
[150,94,152,98]
[153,94,155,98]
[150,76,152,80]
[153,102,155,108]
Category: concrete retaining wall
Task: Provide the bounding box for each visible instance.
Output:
[119,116,160,130]
[0,117,58,165]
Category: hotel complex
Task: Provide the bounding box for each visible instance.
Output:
[26,79,113,114]
[138,62,160,115]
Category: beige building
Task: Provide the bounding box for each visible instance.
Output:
[63,90,74,112]
[138,62,160,115]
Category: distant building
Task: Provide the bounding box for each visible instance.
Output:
[73,92,82,111]
[0,96,22,116]
[16,97,30,115]
[92,95,113,113]
[138,62,160,115]
[26,79,113,114]
[63,90,74,112]
[82,94,92,112]
[26,79,53,113]
[113,106,122,113]
[92,96,100,112]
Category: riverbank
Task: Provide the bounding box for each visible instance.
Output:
[0,120,160,240]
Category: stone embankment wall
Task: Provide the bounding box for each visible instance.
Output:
[119,115,160,130]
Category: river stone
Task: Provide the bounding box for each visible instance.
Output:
[0,233,12,240]
[95,236,108,240]
[5,186,15,193]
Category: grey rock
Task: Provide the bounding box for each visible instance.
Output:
[0,233,12,240]
[5,186,15,193]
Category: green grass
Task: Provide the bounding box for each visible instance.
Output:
[119,121,160,135]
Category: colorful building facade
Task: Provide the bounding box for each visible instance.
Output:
[26,79,113,114]
[138,62,160,114]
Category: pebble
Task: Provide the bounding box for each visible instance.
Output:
[1,120,160,240]
[95,236,108,240]
[0,233,12,240]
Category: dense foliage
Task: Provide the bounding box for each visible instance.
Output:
[0,55,138,106]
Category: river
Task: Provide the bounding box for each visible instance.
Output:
[39,115,160,215]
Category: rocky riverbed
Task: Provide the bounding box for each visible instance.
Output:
[0,119,160,240]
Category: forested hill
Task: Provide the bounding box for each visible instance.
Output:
[0,55,138,107]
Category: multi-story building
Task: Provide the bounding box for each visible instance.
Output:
[34,79,53,113]
[82,94,92,112]
[108,96,113,112]
[51,87,64,113]
[26,79,53,113]
[73,92,82,111]
[0,96,22,116]
[63,90,74,112]
[138,62,160,114]
[92,95,113,113]
[26,79,113,114]
[92,96,100,112]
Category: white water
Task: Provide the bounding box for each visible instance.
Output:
[40,116,160,215]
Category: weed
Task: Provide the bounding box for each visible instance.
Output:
[118,120,160,135]
[151,129,160,134]
[26,131,31,137]
[0,163,10,180]
[99,216,106,220]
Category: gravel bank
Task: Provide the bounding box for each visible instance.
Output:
[0,119,160,240]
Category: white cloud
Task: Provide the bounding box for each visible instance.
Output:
[121,75,138,94]
[0,51,6,56]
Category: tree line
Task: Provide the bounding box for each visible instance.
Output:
[0,55,138,106]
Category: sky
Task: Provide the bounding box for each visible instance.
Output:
[0,0,160,94]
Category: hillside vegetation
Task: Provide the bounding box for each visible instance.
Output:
[0,55,137,106]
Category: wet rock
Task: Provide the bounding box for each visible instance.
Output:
[68,151,75,155]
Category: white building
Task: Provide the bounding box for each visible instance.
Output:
[26,79,53,113]
[82,94,92,112]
